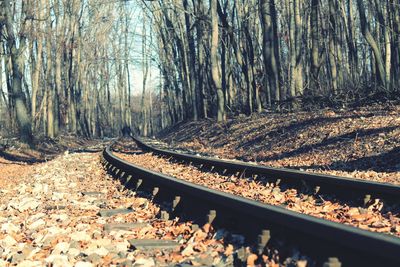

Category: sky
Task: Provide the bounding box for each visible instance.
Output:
[126,1,160,96]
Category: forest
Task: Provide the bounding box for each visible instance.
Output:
[0,0,399,142]
[1,1,400,266]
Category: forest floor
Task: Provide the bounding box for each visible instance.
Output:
[0,137,107,189]
[0,144,250,266]
[0,136,107,163]
[158,102,400,184]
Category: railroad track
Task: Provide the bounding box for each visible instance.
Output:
[133,136,400,200]
[102,137,400,266]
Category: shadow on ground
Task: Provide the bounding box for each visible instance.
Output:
[159,107,400,174]
[295,146,400,173]
[247,126,398,162]
[0,149,55,164]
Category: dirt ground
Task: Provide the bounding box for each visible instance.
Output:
[159,103,400,184]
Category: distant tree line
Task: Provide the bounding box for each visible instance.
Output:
[141,0,400,132]
[0,0,135,142]
[1,0,400,141]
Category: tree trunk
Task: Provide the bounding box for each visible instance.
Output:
[294,0,303,96]
[260,0,281,107]
[196,0,207,118]
[46,28,55,138]
[329,0,338,94]
[4,0,32,143]
[356,0,386,88]
[141,13,149,136]
[183,0,198,120]
[383,1,391,90]
[210,0,225,122]
[310,0,321,90]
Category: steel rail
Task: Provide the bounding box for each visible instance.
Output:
[103,144,400,265]
[131,136,400,199]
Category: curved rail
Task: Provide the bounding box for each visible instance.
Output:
[103,143,400,265]
[132,136,400,199]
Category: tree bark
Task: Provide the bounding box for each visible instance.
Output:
[4,0,33,143]
[356,0,386,88]
[329,0,338,93]
[210,0,225,122]
[260,0,281,107]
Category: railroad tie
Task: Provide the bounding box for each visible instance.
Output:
[124,175,133,185]
[128,239,179,251]
[364,194,371,206]
[135,179,143,191]
[82,191,104,197]
[44,205,66,211]
[323,257,341,267]
[257,229,271,255]
[98,208,134,217]
[191,224,199,232]
[159,210,170,221]
[103,222,149,232]
[172,196,181,212]
[206,210,217,225]
[119,171,126,181]
[314,186,321,195]
[236,247,248,264]
[151,187,159,200]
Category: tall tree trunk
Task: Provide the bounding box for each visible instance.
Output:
[260,0,281,107]
[383,1,391,90]
[346,0,358,82]
[210,0,225,122]
[196,0,207,118]
[46,28,55,138]
[356,0,386,88]
[0,49,7,115]
[294,0,303,96]
[310,0,321,91]
[329,0,338,93]
[183,0,198,120]
[391,0,400,89]
[4,0,32,143]
[141,13,149,136]
[289,0,296,98]
[31,0,44,129]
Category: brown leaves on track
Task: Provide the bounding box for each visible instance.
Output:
[0,152,236,266]
[115,151,400,237]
